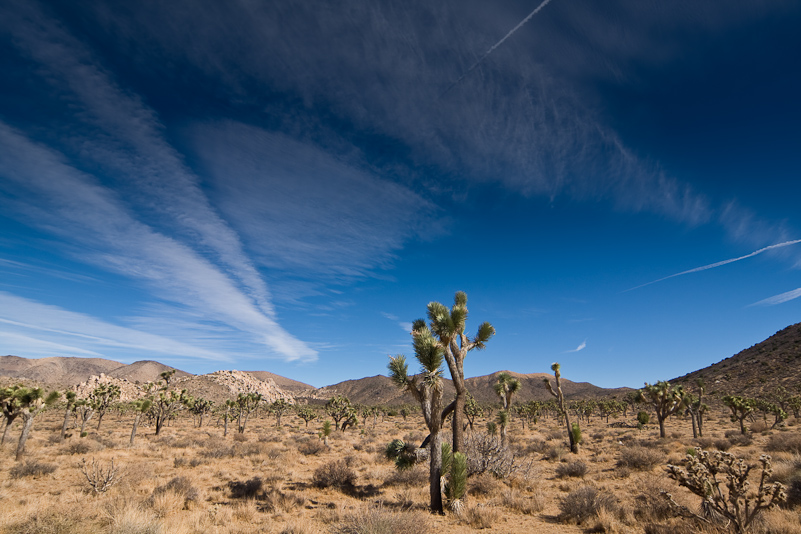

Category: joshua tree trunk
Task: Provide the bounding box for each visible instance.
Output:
[129,413,141,447]
[61,409,72,439]
[15,414,35,461]
[428,429,443,514]
[1,419,13,445]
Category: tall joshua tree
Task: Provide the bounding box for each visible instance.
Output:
[388,321,446,514]
[1,385,23,445]
[638,381,685,439]
[14,386,60,461]
[90,383,121,432]
[128,398,152,447]
[544,362,579,453]
[419,291,495,453]
[61,391,78,439]
[494,372,521,411]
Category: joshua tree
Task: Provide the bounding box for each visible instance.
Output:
[13,386,60,460]
[388,319,447,514]
[463,393,482,431]
[544,362,579,453]
[234,392,262,433]
[497,410,510,446]
[128,398,152,446]
[325,395,354,431]
[418,291,495,453]
[90,383,121,432]
[187,397,213,428]
[270,398,291,427]
[683,379,707,438]
[74,398,95,437]
[296,405,317,427]
[723,395,755,435]
[60,391,78,439]
[1,385,23,445]
[638,381,686,439]
[145,374,189,436]
[494,372,521,411]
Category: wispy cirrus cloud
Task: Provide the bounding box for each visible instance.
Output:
[0,292,226,361]
[750,288,801,307]
[564,340,587,353]
[0,122,316,362]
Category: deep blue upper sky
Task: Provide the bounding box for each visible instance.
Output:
[1,0,799,388]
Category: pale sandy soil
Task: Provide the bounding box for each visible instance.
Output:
[0,407,798,533]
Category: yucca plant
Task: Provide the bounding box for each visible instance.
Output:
[388,319,447,514]
[419,291,495,453]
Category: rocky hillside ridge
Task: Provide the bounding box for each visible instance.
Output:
[73,373,144,402]
[176,370,294,403]
[672,321,801,398]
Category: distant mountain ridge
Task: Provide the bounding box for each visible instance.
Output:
[671,321,801,397]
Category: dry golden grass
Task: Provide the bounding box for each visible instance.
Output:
[0,408,798,533]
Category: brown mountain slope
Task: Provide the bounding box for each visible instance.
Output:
[108,360,191,384]
[245,371,313,394]
[672,322,801,398]
[0,355,123,388]
[310,370,632,406]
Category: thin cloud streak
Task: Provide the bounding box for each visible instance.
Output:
[442,0,555,96]
[750,288,801,307]
[564,340,587,353]
[626,239,801,291]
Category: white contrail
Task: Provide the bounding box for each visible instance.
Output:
[626,239,801,292]
[750,288,801,307]
[441,0,555,96]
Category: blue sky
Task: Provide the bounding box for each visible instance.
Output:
[1,0,799,388]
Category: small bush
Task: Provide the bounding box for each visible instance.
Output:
[228,477,263,499]
[151,476,200,507]
[333,505,431,534]
[200,444,234,458]
[64,440,95,455]
[556,460,588,478]
[461,504,501,529]
[232,433,248,442]
[501,488,544,515]
[469,472,502,496]
[728,434,752,447]
[713,438,732,451]
[384,466,427,487]
[298,438,327,456]
[767,433,801,455]
[558,485,618,524]
[749,420,769,434]
[10,461,57,479]
[312,460,356,489]
[616,446,663,471]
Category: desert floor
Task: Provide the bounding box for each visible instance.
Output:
[0,408,799,533]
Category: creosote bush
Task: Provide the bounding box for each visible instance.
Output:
[312,459,356,489]
[10,460,57,479]
[228,477,263,499]
[558,485,618,524]
[766,433,801,455]
[298,437,327,456]
[333,505,431,534]
[616,445,664,471]
[556,460,589,478]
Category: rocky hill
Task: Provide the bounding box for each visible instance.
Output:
[244,371,313,394]
[308,370,632,406]
[0,356,124,388]
[672,322,801,398]
[175,370,294,404]
[108,360,191,384]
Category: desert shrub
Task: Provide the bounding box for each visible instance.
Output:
[591,432,605,442]
[10,460,58,479]
[228,477,263,499]
[767,433,801,455]
[633,479,675,522]
[461,504,501,529]
[713,438,732,451]
[544,444,564,462]
[232,432,248,442]
[695,437,715,449]
[384,466,427,487]
[558,485,618,524]
[200,443,234,459]
[616,445,663,471]
[750,420,769,434]
[298,438,327,456]
[501,488,544,515]
[235,442,266,457]
[312,460,356,489]
[786,477,801,508]
[469,472,502,496]
[6,509,83,534]
[333,505,431,534]
[637,411,650,425]
[63,440,96,455]
[258,433,283,443]
[546,428,563,441]
[263,488,306,513]
[556,460,588,478]
[728,434,753,447]
[150,476,200,508]
[464,432,519,477]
